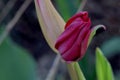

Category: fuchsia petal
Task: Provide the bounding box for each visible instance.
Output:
[65,11,90,29]
[62,24,90,61]
[55,23,86,54]
[55,11,93,62]
[55,21,84,49]
[80,30,91,59]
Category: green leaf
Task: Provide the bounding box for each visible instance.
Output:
[79,49,96,80]
[96,48,114,80]
[74,62,86,80]
[0,38,37,80]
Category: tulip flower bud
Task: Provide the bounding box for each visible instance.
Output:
[55,11,102,62]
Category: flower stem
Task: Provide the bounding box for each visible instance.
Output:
[67,63,78,80]
[67,62,86,80]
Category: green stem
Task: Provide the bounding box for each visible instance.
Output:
[67,63,78,80]
[67,62,86,80]
[74,62,86,80]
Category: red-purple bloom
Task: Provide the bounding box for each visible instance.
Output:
[55,11,92,62]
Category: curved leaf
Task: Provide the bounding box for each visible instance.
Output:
[96,48,114,80]
[34,0,65,53]
[88,25,106,46]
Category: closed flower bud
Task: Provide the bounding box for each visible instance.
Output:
[55,11,92,62]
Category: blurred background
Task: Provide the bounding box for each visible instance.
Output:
[0,0,120,80]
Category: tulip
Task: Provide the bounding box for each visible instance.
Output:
[55,11,105,62]
[34,0,105,79]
